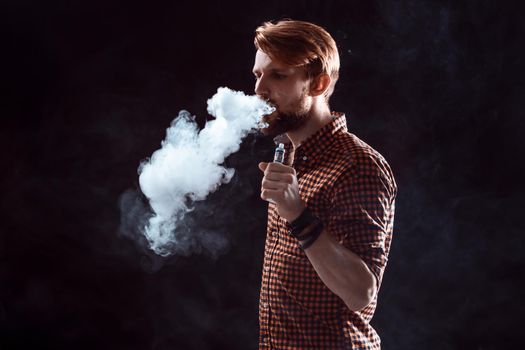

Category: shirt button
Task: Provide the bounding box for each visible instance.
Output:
[261,302,268,309]
[264,265,270,272]
[302,156,308,161]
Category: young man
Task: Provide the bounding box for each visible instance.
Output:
[253,20,397,349]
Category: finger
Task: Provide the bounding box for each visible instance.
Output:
[258,162,268,172]
[261,178,288,190]
[260,189,282,202]
[264,172,295,183]
[265,162,293,174]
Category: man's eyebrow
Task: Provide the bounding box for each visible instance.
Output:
[252,67,289,75]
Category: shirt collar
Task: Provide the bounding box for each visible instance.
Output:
[293,112,347,162]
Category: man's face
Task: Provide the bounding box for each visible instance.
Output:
[252,50,312,137]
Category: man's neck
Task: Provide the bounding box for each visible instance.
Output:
[286,100,333,149]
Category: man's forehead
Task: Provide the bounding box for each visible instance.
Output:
[253,50,291,72]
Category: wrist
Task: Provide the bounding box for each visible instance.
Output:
[286,203,306,223]
[288,207,324,249]
[288,207,316,233]
[298,223,324,250]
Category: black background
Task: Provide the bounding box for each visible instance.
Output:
[2,0,524,349]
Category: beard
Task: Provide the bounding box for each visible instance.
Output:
[260,110,309,137]
[260,92,311,137]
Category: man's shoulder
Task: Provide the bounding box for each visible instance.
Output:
[331,131,396,187]
[332,131,386,164]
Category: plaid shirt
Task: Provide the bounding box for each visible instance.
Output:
[259,113,397,349]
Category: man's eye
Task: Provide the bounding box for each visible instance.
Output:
[273,73,286,80]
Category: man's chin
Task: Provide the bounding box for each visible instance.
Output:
[259,111,280,136]
[259,124,279,137]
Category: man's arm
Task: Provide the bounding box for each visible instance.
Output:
[259,161,380,312]
[300,228,378,312]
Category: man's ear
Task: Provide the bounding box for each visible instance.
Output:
[309,74,331,97]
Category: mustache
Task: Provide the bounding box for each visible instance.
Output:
[262,98,278,109]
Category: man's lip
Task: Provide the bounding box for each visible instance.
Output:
[258,110,278,130]
[265,100,277,109]
[263,110,278,121]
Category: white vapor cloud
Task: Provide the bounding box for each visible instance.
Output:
[137,87,274,256]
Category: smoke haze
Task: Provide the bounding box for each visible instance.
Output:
[121,87,274,257]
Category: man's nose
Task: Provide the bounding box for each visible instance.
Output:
[255,76,269,98]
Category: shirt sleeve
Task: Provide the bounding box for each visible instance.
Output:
[326,154,397,287]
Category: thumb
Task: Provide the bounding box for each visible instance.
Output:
[258,162,268,172]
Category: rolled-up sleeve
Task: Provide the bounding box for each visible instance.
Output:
[327,154,397,286]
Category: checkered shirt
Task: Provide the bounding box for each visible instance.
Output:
[259,113,397,349]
